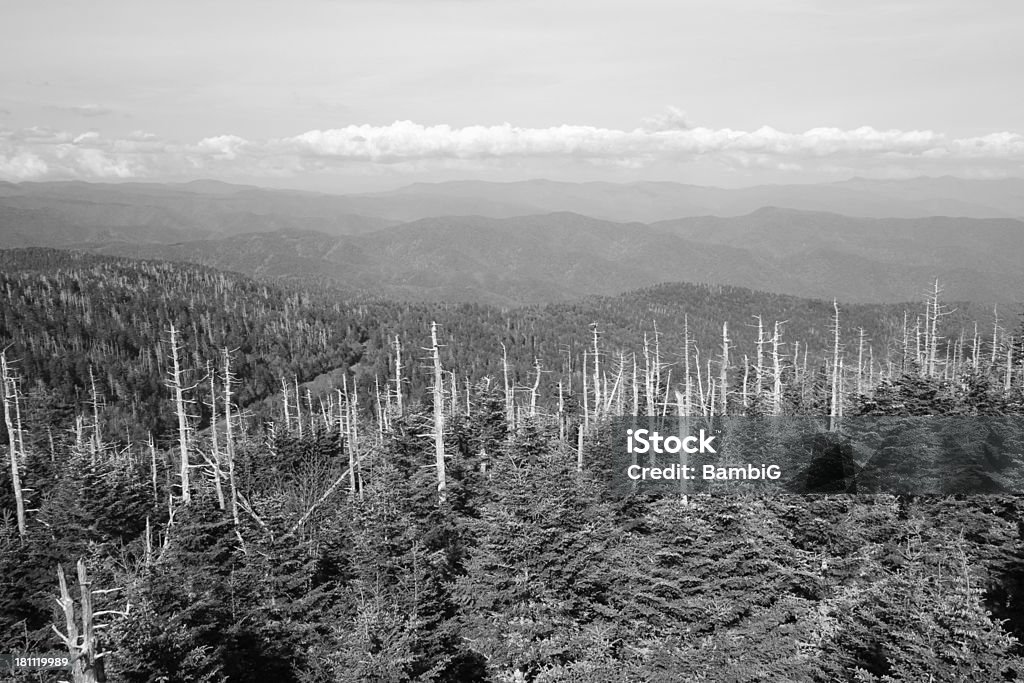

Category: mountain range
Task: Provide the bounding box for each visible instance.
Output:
[3,177,1023,306]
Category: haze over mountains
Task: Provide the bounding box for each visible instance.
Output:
[2,176,1023,306]
[357,176,1024,222]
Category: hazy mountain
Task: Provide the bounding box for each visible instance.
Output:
[0,180,395,248]
[4,176,1024,252]
[85,209,1024,305]
[357,176,1024,222]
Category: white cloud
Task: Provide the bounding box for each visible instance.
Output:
[58,104,116,118]
[0,110,1022,182]
[641,106,696,132]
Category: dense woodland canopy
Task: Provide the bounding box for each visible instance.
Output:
[2,248,1024,681]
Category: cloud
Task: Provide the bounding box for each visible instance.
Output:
[641,106,696,132]
[57,104,117,118]
[1,110,1023,182]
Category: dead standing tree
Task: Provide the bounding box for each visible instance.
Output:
[53,559,130,683]
[830,301,842,432]
[166,324,196,504]
[2,349,27,538]
[222,348,244,541]
[430,322,447,503]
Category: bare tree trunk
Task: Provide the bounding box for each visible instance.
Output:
[973,322,980,368]
[576,424,584,473]
[89,366,103,461]
[374,376,384,437]
[2,352,26,538]
[742,354,749,411]
[347,378,363,498]
[695,348,706,416]
[683,315,693,417]
[557,380,565,443]
[530,359,541,417]
[653,320,662,406]
[928,280,940,377]
[675,390,690,502]
[431,322,447,503]
[582,348,589,431]
[643,332,654,417]
[830,301,841,432]
[393,335,404,416]
[501,342,513,431]
[55,560,107,682]
[167,324,191,505]
[148,433,158,507]
[166,327,191,505]
[450,371,458,420]
[222,350,242,544]
[917,317,925,370]
[719,322,729,417]
[901,311,910,372]
[631,354,639,418]
[1006,337,1015,393]
[857,328,866,396]
[294,376,303,439]
[754,315,765,400]
[591,323,601,417]
[280,375,291,431]
[206,361,225,510]
[992,305,1001,366]
[772,322,783,416]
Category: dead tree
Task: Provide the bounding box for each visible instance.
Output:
[280,375,292,430]
[2,350,26,538]
[742,354,750,411]
[557,380,566,442]
[501,342,513,431]
[223,349,243,536]
[1006,337,1015,392]
[771,322,784,416]
[393,335,404,417]
[166,324,192,504]
[830,301,841,431]
[643,333,654,416]
[576,424,584,473]
[856,328,867,396]
[992,305,1001,366]
[925,280,953,377]
[205,360,225,510]
[430,322,447,502]
[88,366,103,461]
[591,323,602,416]
[530,358,542,417]
[582,348,590,431]
[719,322,730,417]
[294,376,303,439]
[147,434,158,507]
[754,315,766,400]
[53,559,128,682]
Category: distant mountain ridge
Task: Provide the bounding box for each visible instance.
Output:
[4,177,1024,306]
[3,175,1024,251]
[84,208,1024,306]
[0,180,395,248]
[354,176,1024,222]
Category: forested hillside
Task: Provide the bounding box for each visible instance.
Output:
[2,250,1024,681]
[84,209,1024,305]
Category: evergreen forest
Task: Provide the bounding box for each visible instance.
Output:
[3,249,1024,682]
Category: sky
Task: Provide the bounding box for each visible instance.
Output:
[1,0,1022,191]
